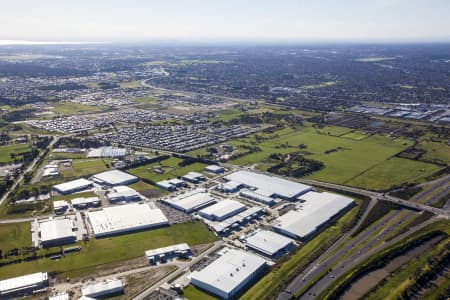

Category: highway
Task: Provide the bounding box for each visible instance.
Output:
[0,136,59,207]
[278,174,450,299]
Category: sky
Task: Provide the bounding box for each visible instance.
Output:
[1,0,450,43]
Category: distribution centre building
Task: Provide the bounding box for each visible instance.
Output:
[223,170,312,201]
[91,170,138,186]
[52,178,93,195]
[272,191,354,240]
[87,203,168,237]
[190,248,267,299]
[162,189,216,213]
[38,218,76,247]
[199,199,247,221]
[244,230,295,258]
[81,279,124,298]
[0,272,48,298]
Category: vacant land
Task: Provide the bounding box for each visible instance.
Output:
[128,157,207,183]
[0,143,31,163]
[345,157,442,190]
[61,159,111,178]
[416,140,450,164]
[0,221,216,280]
[0,222,31,251]
[183,285,217,300]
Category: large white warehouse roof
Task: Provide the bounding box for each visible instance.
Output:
[273,191,354,240]
[224,171,312,200]
[39,218,76,246]
[87,203,168,237]
[0,272,48,296]
[199,199,247,221]
[91,170,138,186]
[244,230,295,257]
[163,189,216,213]
[52,178,93,194]
[190,248,267,299]
[81,279,124,298]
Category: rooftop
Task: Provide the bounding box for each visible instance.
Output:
[92,170,138,186]
[199,199,246,220]
[39,218,75,243]
[245,230,294,256]
[190,248,266,295]
[0,272,48,295]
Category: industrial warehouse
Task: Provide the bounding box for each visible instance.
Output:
[36,218,77,248]
[190,248,268,299]
[221,170,312,200]
[244,230,296,258]
[91,169,139,186]
[272,191,355,240]
[0,272,48,298]
[162,189,216,213]
[199,199,247,221]
[52,178,93,195]
[86,203,169,237]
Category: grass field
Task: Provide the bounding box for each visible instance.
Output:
[183,285,217,300]
[128,157,207,183]
[340,130,369,140]
[0,222,31,250]
[345,157,443,190]
[301,81,338,89]
[0,221,216,280]
[221,124,416,189]
[241,199,361,300]
[0,143,31,163]
[120,80,142,89]
[416,140,450,164]
[61,159,111,178]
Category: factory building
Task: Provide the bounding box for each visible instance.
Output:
[145,243,191,264]
[244,230,295,259]
[53,200,69,214]
[181,171,207,183]
[204,165,225,174]
[162,189,216,213]
[87,203,168,237]
[91,170,138,186]
[71,197,101,209]
[209,207,265,235]
[52,178,93,195]
[223,170,312,201]
[106,186,141,203]
[199,199,247,221]
[239,189,276,206]
[272,191,354,240]
[0,272,48,298]
[87,147,128,158]
[156,180,177,191]
[38,218,76,247]
[190,248,267,299]
[81,279,124,298]
[48,293,69,300]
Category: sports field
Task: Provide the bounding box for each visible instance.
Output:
[0,221,216,280]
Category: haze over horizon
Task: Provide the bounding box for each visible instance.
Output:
[2,0,450,44]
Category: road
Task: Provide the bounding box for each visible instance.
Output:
[279,173,450,299]
[133,240,224,300]
[0,136,59,207]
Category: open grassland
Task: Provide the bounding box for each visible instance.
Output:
[340,130,369,140]
[345,157,442,190]
[241,200,361,300]
[0,221,216,280]
[61,159,111,178]
[119,80,142,89]
[416,140,450,164]
[0,143,31,163]
[301,81,338,90]
[50,102,106,115]
[183,285,217,300]
[128,157,207,182]
[225,124,418,189]
[0,222,31,250]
